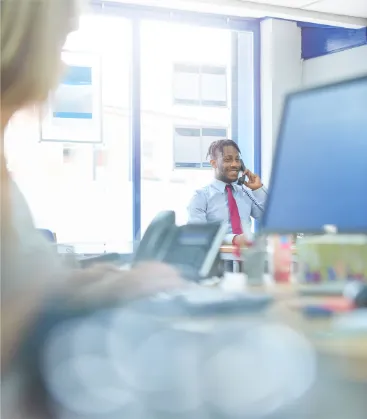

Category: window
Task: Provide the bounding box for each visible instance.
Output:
[173,126,228,168]
[173,63,227,107]
[5,15,133,253]
[5,2,259,250]
[141,21,232,231]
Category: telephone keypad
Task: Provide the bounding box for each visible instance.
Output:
[164,246,207,269]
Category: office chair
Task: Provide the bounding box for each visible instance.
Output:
[37,229,57,243]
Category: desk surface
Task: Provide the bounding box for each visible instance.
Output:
[242,284,367,380]
[218,244,365,363]
[220,245,236,254]
[269,288,367,419]
[220,244,297,254]
[203,274,366,379]
[269,287,366,353]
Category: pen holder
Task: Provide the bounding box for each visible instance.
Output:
[242,236,267,285]
[268,235,293,283]
[297,235,367,283]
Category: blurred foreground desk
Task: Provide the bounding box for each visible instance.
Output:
[213,281,367,418]
[215,281,367,370]
[269,287,367,418]
[266,286,367,374]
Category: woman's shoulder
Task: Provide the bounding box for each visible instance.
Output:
[5,179,65,292]
[10,178,37,236]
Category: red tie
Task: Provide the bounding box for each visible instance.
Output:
[226,185,243,235]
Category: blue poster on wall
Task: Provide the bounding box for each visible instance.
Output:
[53,66,93,120]
[41,51,101,143]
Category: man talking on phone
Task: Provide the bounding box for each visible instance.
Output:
[187,139,267,247]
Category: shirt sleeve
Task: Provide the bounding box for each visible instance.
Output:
[223,234,236,245]
[250,186,268,220]
[187,190,207,223]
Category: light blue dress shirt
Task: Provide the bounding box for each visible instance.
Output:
[187,179,267,244]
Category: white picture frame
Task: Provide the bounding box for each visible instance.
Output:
[40,51,102,143]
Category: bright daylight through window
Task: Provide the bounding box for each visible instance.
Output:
[5,13,242,252]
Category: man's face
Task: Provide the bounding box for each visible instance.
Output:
[211,145,241,183]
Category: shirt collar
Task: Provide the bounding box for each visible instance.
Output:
[211,178,237,193]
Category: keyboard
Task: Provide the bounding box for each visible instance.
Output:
[130,287,273,318]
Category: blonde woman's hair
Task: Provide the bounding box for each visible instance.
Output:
[1,0,80,370]
[1,0,79,109]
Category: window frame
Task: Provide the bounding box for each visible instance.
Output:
[173,62,228,107]
[173,125,229,169]
[86,1,261,243]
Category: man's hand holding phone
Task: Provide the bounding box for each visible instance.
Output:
[242,168,262,191]
[238,160,263,191]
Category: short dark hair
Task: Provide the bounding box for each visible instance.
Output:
[206,139,241,160]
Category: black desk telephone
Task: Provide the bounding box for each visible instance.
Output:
[237,159,247,186]
[133,211,227,281]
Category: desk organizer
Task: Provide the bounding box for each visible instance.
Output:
[297,235,367,283]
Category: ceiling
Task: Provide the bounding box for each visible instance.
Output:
[243,0,367,18]
[116,0,367,27]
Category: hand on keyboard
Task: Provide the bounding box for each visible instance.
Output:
[67,262,188,307]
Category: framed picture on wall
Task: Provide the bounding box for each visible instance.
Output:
[40,51,102,143]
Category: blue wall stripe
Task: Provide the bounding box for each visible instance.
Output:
[252,24,261,233]
[261,18,367,60]
[297,22,339,29]
[132,19,141,244]
[301,26,367,60]
[231,32,239,146]
[231,25,261,177]
[253,24,261,178]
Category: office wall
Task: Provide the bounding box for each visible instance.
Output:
[302,44,367,87]
[260,21,367,184]
[260,19,302,184]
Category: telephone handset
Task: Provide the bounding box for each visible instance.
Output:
[133,211,176,263]
[237,160,264,212]
[237,159,247,186]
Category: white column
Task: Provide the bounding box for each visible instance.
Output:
[260,19,302,184]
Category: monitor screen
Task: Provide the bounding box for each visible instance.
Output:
[262,76,367,234]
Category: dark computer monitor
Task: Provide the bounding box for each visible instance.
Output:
[262,75,367,234]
